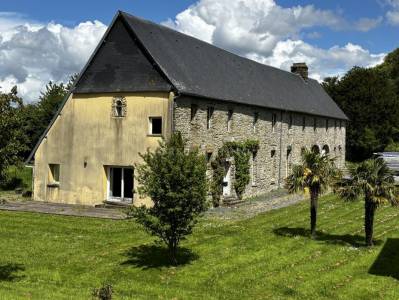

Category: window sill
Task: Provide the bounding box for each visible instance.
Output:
[47,183,60,188]
[147,134,163,137]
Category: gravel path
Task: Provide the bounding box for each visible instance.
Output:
[0,190,306,220]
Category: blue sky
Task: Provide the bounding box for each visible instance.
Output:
[0,0,398,101]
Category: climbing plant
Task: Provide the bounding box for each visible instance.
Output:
[210,140,259,206]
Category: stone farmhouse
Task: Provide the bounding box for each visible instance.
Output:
[27,11,347,206]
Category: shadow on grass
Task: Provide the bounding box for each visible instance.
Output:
[121,244,198,269]
[0,263,25,281]
[369,238,399,280]
[273,227,383,247]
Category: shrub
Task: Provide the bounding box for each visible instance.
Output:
[92,283,113,300]
[129,132,207,263]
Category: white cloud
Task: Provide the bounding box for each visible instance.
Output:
[0,13,106,102]
[383,0,399,25]
[164,0,386,81]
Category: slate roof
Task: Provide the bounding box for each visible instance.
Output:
[117,12,347,120]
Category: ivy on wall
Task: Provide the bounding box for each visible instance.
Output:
[210,140,259,206]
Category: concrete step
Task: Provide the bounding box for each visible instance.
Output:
[222,197,245,207]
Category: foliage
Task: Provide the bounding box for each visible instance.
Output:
[322,53,399,161]
[384,139,399,152]
[285,149,340,237]
[20,74,77,159]
[1,195,399,298]
[0,166,32,191]
[128,132,207,263]
[92,283,113,300]
[210,140,259,205]
[335,158,398,246]
[0,86,27,183]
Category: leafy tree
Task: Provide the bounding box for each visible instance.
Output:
[21,74,77,159]
[129,132,207,263]
[322,67,399,161]
[336,158,398,246]
[0,86,27,182]
[285,149,340,238]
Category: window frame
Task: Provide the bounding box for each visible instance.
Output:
[148,116,163,136]
[48,164,60,185]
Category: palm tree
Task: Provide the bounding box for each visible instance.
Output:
[286,149,340,238]
[336,158,398,246]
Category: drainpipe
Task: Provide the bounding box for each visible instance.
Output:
[277,111,284,188]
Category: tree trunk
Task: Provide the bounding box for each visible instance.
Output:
[168,239,178,265]
[365,199,376,247]
[310,188,318,239]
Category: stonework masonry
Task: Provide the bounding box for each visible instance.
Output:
[173,96,346,199]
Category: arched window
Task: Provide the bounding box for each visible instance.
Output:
[311,145,320,154]
[321,145,330,156]
[112,96,126,118]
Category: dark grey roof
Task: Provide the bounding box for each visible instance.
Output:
[119,11,348,120]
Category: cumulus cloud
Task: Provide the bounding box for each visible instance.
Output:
[164,0,386,80]
[0,13,106,102]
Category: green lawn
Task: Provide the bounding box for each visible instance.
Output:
[0,195,399,299]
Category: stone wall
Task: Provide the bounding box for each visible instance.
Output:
[173,96,346,199]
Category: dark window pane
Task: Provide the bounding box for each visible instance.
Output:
[111,168,122,197]
[151,117,162,134]
[124,168,134,199]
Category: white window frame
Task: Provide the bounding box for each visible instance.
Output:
[149,116,163,135]
[107,166,134,203]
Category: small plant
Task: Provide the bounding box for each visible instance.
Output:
[92,283,113,300]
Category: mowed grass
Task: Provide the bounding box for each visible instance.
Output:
[0,195,399,299]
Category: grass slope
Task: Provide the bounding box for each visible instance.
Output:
[0,194,398,299]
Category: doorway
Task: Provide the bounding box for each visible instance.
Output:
[107,167,134,203]
[223,163,231,197]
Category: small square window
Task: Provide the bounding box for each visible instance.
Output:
[149,117,162,135]
[49,164,60,183]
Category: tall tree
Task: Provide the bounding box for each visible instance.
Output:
[0,86,27,182]
[285,149,340,238]
[323,66,399,161]
[336,158,398,246]
[129,132,207,263]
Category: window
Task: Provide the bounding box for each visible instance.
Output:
[108,167,134,202]
[288,114,293,130]
[339,120,342,130]
[271,149,277,184]
[190,104,198,121]
[253,112,259,133]
[206,152,213,163]
[272,113,277,132]
[313,117,317,131]
[251,151,257,186]
[149,117,162,135]
[49,164,60,184]
[302,116,306,131]
[112,96,126,118]
[207,107,214,129]
[227,109,233,132]
[325,119,329,132]
[334,120,337,131]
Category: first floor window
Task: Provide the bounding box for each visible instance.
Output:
[49,164,60,184]
[149,117,162,135]
[227,109,233,132]
[191,104,198,121]
[272,113,277,132]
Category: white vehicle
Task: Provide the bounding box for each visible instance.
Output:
[373,152,399,183]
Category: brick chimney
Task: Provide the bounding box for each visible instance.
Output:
[291,63,308,80]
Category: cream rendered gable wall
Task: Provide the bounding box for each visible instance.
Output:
[33,92,172,206]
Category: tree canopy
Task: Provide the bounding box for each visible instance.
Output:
[323,49,399,161]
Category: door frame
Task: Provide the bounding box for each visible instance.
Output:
[223,162,231,197]
[106,166,134,203]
